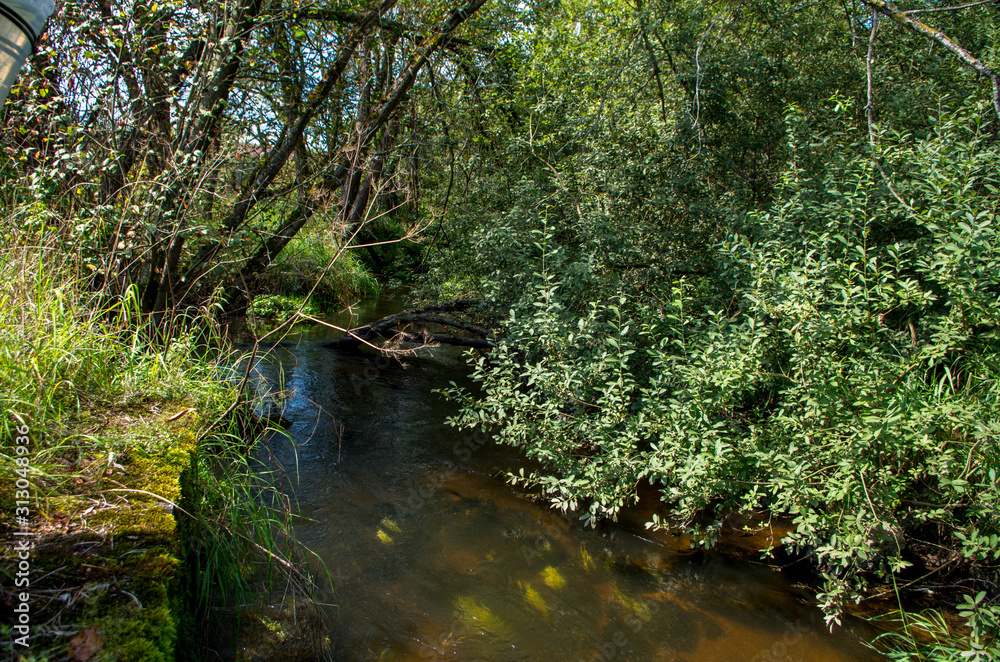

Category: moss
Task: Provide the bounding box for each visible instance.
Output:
[99,603,176,662]
[0,408,199,661]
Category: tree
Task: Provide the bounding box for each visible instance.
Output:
[3,0,492,319]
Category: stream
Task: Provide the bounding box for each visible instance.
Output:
[247,296,883,661]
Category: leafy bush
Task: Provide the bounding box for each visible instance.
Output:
[444,100,1000,623]
[248,294,323,321]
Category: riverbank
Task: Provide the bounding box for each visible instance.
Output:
[0,406,197,660]
[0,240,324,660]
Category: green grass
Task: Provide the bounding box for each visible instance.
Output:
[0,230,325,658]
[868,598,1000,662]
[258,230,380,308]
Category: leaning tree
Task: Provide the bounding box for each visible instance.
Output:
[2,0,495,320]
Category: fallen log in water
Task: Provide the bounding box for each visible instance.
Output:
[320,299,494,351]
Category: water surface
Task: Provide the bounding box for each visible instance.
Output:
[248,297,881,661]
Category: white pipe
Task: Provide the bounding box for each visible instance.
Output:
[0,0,55,106]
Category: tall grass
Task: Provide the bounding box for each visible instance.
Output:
[0,228,324,652]
[0,234,228,472]
[868,600,1000,662]
[0,241,135,462]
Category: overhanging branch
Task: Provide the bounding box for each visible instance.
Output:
[862,0,1000,120]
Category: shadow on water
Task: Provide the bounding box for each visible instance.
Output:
[244,297,883,662]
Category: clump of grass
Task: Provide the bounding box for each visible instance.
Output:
[0,235,230,472]
[868,593,1000,662]
[0,242,135,459]
[259,230,379,308]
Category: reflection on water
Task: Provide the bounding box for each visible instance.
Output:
[247,298,880,661]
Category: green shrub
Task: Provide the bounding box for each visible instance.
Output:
[258,231,379,307]
[444,100,1000,625]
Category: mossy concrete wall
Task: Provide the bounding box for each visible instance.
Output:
[1,409,200,661]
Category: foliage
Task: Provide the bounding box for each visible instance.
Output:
[5,0,1000,653]
[250,294,325,321]
[256,231,380,308]
[2,0,494,318]
[444,98,1000,624]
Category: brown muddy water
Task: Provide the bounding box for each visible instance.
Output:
[246,297,883,661]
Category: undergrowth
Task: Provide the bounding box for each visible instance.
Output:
[258,230,379,308]
[0,227,326,658]
[868,593,1000,661]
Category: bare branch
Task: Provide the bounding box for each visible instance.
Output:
[903,0,998,14]
[866,10,880,144]
[276,7,496,53]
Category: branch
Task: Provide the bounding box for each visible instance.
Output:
[866,10,880,144]
[635,0,667,124]
[177,2,396,291]
[319,300,486,349]
[277,7,496,53]
[414,314,494,339]
[904,0,998,14]
[360,0,490,146]
[357,300,481,332]
[862,0,1000,120]
[221,0,398,234]
[322,328,493,350]
[180,0,488,294]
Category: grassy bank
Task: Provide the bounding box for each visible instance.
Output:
[249,230,380,326]
[0,234,327,660]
